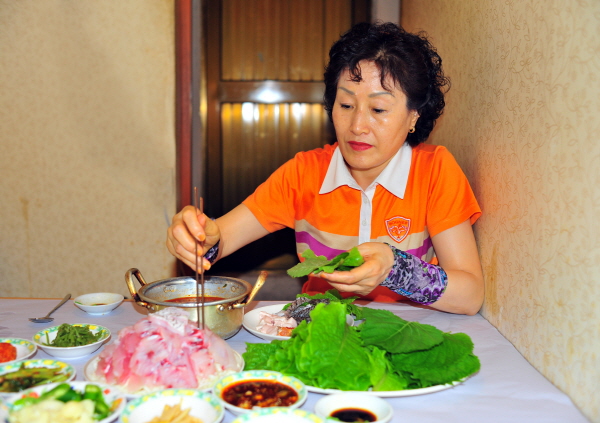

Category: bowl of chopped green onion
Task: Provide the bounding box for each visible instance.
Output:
[32,324,111,359]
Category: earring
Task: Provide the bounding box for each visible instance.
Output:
[409,127,415,133]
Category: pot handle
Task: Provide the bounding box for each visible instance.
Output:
[234,270,268,308]
[125,268,150,308]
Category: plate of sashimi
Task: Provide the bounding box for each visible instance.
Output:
[84,307,244,396]
[243,296,356,341]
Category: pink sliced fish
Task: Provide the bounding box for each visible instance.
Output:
[95,307,239,393]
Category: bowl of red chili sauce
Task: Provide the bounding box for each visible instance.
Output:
[212,370,307,415]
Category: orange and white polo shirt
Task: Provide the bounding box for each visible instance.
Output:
[242,142,481,302]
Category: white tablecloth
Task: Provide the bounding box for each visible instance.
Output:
[0,298,588,422]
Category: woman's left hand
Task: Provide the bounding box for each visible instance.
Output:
[318,242,394,296]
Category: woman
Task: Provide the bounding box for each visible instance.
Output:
[167,22,484,315]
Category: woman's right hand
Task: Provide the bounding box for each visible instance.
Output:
[166,205,221,272]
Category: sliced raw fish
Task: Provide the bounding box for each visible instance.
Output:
[283,297,331,323]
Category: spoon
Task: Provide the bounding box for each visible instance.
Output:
[29,293,72,323]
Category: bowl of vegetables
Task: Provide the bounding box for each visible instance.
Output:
[119,389,224,423]
[213,370,307,416]
[6,381,125,423]
[33,323,111,359]
[74,293,124,315]
[0,359,75,396]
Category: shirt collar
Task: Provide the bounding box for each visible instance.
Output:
[319,142,413,198]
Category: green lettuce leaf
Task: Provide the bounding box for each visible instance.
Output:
[243,303,481,392]
[367,345,409,391]
[243,341,280,370]
[287,247,364,277]
[358,307,444,353]
[389,332,480,388]
[243,302,374,391]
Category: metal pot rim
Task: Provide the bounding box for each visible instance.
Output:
[137,275,253,308]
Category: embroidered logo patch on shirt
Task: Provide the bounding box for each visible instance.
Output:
[386,216,411,243]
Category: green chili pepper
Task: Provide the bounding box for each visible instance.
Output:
[12,396,39,410]
[83,383,101,401]
[56,387,82,402]
[39,383,72,401]
[94,399,110,420]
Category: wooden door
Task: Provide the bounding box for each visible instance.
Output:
[195,0,369,273]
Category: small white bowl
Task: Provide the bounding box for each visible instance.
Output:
[6,381,126,423]
[0,359,75,396]
[213,370,307,415]
[74,293,124,315]
[119,389,224,423]
[33,324,111,359]
[314,393,393,423]
[232,407,324,423]
[0,338,37,365]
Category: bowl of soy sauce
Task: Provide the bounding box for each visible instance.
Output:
[314,392,392,423]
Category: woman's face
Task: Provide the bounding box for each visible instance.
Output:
[333,61,419,187]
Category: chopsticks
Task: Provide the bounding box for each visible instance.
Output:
[193,187,205,330]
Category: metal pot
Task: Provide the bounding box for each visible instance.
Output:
[125,268,267,339]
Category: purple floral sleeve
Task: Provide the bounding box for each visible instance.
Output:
[380,244,448,305]
[204,240,220,264]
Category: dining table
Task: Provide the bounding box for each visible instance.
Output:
[0,297,589,423]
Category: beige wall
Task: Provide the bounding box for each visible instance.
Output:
[0,1,177,299]
[401,1,599,421]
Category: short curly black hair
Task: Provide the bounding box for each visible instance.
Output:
[324,22,450,146]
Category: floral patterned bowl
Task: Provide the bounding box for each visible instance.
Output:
[0,359,75,396]
[0,338,37,365]
[119,389,224,423]
[32,324,110,359]
[213,370,307,415]
[231,407,324,423]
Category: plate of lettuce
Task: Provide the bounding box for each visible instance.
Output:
[243,302,480,397]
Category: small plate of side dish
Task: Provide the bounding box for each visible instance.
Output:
[32,323,111,359]
[213,370,307,416]
[0,359,76,397]
[0,338,37,365]
[74,293,124,315]
[119,389,224,423]
[242,305,354,342]
[231,408,324,423]
[5,381,126,423]
[314,392,393,423]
